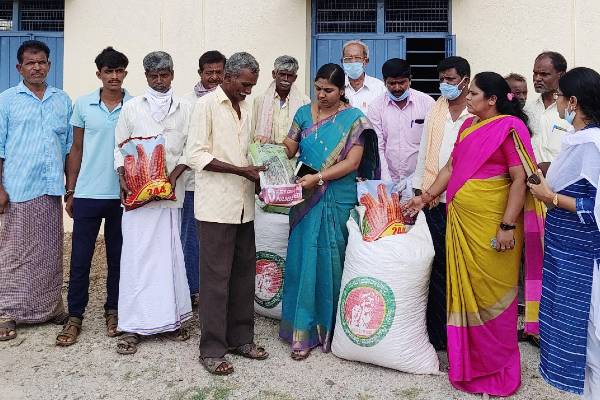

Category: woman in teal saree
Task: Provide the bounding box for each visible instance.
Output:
[280,63,379,360]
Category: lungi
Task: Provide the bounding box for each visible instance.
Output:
[0,195,64,323]
[118,207,192,335]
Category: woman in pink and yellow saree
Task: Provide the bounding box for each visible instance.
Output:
[406,72,544,397]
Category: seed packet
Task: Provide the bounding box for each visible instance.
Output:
[119,135,175,211]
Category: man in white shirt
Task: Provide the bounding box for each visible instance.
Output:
[113,51,192,355]
[341,40,386,114]
[524,51,571,174]
[413,56,472,351]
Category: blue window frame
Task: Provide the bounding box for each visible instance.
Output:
[312,0,454,97]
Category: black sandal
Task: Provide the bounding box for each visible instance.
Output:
[229,343,269,360]
[116,333,140,355]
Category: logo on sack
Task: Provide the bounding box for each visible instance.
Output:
[255,251,285,309]
[340,277,395,347]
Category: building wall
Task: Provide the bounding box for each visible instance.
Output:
[63,0,311,99]
[452,0,600,105]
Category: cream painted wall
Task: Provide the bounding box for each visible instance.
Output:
[63,0,310,100]
[452,0,600,105]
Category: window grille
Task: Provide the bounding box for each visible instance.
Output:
[406,37,447,97]
[315,0,377,33]
[0,1,12,31]
[385,0,449,33]
[19,0,64,31]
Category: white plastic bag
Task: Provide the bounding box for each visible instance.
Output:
[332,211,439,374]
[254,204,289,319]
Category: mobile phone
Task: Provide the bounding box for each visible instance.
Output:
[294,161,319,178]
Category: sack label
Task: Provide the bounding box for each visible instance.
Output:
[255,251,285,309]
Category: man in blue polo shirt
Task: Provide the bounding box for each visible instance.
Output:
[56,47,131,346]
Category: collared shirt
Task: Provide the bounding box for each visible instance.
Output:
[345,74,387,114]
[413,106,471,203]
[71,88,132,199]
[251,90,311,145]
[114,93,191,208]
[0,81,72,202]
[524,95,572,163]
[186,86,255,224]
[367,88,435,183]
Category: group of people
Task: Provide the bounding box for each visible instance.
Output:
[0,38,599,399]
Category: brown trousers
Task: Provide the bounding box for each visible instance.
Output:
[197,220,256,358]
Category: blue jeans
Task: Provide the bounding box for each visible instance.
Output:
[181,191,199,295]
[67,198,122,319]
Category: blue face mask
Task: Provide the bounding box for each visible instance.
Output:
[343,62,364,80]
[564,107,576,125]
[387,89,409,102]
[439,78,465,100]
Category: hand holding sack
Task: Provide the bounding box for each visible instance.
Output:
[119,135,176,210]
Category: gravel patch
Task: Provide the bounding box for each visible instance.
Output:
[1,235,576,400]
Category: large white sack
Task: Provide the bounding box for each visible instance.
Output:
[332,212,440,374]
[254,204,289,319]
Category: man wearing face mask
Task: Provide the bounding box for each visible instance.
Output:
[342,40,386,114]
[181,50,226,307]
[524,51,571,175]
[367,58,434,185]
[412,56,472,351]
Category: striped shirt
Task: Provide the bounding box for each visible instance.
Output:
[0,81,72,202]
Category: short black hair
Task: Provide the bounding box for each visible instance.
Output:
[536,51,567,73]
[382,58,411,80]
[94,47,129,70]
[437,56,470,78]
[198,50,226,71]
[17,40,50,64]
[315,63,349,103]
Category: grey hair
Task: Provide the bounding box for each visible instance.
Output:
[342,40,369,59]
[143,51,174,72]
[273,55,299,74]
[224,52,260,77]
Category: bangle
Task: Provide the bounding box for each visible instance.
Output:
[422,190,435,203]
[500,222,517,231]
[317,172,324,186]
[552,193,559,207]
[64,190,75,199]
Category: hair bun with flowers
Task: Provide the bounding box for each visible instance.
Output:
[507,92,514,101]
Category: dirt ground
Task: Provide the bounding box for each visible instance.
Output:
[1,235,577,400]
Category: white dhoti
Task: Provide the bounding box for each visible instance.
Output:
[118,207,192,335]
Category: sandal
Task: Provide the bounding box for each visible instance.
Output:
[291,349,311,361]
[0,319,17,341]
[200,357,234,376]
[161,328,190,342]
[104,310,119,337]
[229,343,269,360]
[116,333,140,355]
[56,317,82,347]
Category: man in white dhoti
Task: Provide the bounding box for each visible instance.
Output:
[113,51,192,354]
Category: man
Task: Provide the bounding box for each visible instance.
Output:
[367,58,434,185]
[524,51,571,174]
[505,73,528,107]
[413,56,472,351]
[187,52,269,375]
[55,47,131,346]
[182,50,226,306]
[113,51,192,354]
[0,40,72,340]
[342,40,386,114]
[252,55,310,144]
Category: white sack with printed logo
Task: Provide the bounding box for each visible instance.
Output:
[254,203,289,319]
[331,211,439,374]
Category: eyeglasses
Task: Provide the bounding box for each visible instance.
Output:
[552,92,565,101]
[342,56,365,63]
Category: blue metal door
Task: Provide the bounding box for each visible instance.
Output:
[0,32,63,91]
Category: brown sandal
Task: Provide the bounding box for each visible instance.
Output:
[116,333,140,355]
[56,317,82,347]
[104,310,119,337]
[291,349,311,361]
[200,357,234,375]
[229,343,269,360]
[0,319,17,341]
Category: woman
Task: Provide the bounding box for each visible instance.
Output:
[529,67,600,399]
[406,72,544,397]
[279,63,379,360]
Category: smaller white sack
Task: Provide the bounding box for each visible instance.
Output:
[332,211,439,374]
[254,204,289,319]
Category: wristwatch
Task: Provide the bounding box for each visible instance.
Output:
[317,172,324,186]
[500,222,517,231]
[64,189,75,201]
[552,193,559,207]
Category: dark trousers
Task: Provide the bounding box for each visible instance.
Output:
[424,203,448,351]
[197,220,256,358]
[67,198,122,319]
[181,191,199,295]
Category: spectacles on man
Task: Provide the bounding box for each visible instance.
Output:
[342,56,365,63]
